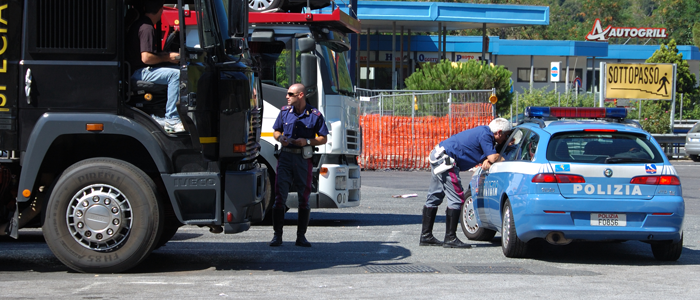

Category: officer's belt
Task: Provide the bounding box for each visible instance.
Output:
[281,147,303,154]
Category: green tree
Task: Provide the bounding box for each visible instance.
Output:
[693,23,700,48]
[404,59,513,114]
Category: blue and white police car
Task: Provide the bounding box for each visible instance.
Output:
[461,107,684,260]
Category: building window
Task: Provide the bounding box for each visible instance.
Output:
[517,68,548,82]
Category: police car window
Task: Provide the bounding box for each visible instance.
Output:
[520,131,539,161]
[500,129,526,161]
[547,132,664,164]
[690,123,700,133]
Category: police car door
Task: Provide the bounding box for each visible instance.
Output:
[483,128,529,225]
[546,131,667,202]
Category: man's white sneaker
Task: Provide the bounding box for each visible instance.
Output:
[151,114,166,127]
[164,120,185,133]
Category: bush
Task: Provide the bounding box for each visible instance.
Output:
[404,59,513,114]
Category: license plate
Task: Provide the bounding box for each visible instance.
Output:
[590,213,626,226]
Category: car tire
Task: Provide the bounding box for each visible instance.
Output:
[501,200,528,258]
[690,155,700,162]
[460,189,496,241]
[651,235,683,261]
[248,0,286,12]
[43,158,163,273]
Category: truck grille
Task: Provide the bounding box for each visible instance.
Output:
[33,0,116,53]
[243,108,262,161]
[347,129,359,150]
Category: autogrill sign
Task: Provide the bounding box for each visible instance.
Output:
[586,18,668,42]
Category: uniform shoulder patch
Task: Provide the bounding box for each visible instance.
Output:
[311,109,321,116]
[281,105,292,111]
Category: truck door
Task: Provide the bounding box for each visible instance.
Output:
[19,0,120,150]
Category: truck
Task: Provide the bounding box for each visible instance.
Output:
[0,0,268,273]
[248,8,362,212]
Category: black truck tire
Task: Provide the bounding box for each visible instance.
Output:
[43,158,163,273]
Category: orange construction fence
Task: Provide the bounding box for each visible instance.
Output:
[359,103,494,170]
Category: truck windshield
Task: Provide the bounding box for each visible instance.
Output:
[251,36,351,95]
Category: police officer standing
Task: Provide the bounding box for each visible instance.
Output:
[270,83,328,247]
[420,118,513,248]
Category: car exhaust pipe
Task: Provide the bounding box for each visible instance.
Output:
[545,231,573,245]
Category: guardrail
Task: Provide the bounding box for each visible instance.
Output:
[651,134,686,158]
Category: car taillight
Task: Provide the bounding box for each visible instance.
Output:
[532,173,585,183]
[630,175,681,185]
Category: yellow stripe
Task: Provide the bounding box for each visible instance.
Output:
[261,132,275,137]
[200,137,218,144]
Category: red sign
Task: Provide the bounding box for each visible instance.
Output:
[586,19,667,42]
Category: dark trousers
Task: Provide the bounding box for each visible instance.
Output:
[274,151,313,210]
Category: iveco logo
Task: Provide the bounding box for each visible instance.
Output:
[604,168,613,177]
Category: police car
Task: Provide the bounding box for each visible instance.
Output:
[461,107,684,260]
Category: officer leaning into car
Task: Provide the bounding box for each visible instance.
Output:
[270,83,328,247]
[420,118,513,248]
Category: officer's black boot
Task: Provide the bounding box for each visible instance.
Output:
[443,208,472,249]
[295,208,312,247]
[420,206,443,246]
[269,209,285,247]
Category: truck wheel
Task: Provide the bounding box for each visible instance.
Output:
[651,235,683,261]
[460,190,496,241]
[43,158,163,273]
[257,168,275,225]
[501,200,528,258]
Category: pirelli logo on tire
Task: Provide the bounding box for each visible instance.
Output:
[604,63,675,100]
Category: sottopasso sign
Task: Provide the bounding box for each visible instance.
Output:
[604,63,674,100]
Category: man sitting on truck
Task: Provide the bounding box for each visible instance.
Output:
[125,0,184,133]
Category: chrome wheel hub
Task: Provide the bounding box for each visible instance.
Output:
[66,184,132,251]
[463,197,479,233]
[248,0,275,11]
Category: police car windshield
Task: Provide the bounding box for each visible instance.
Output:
[546,132,665,164]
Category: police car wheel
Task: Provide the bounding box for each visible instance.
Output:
[651,235,683,261]
[43,158,163,273]
[501,200,528,258]
[460,191,496,241]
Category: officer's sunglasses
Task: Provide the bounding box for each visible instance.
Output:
[287,92,299,97]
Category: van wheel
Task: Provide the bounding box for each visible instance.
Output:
[501,200,528,258]
[43,158,163,273]
[460,190,496,241]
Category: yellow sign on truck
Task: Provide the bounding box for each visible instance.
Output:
[604,63,675,100]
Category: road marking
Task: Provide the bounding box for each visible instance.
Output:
[378,231,400,254]
[73,282,104,294]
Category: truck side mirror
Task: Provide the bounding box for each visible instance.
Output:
[300,53,317,90]
[225,38,245,55]
[297,37,315,53]
[228,0,248,39]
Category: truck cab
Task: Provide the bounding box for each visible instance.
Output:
[249,8,362,211]
[0,0,267,273]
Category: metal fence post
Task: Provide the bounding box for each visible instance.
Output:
[448,90,452,136]
[492,88,497,117]
[411,92,415,137]
[379,93,383,148]
[680,93,684,121]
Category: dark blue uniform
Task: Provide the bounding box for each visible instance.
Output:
[427,126,497,210]
[272,104,329,209]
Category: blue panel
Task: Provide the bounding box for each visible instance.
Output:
[495,40,607,57]
[602,45,700,61]
[317,1,549,25]
[360,35,499,53]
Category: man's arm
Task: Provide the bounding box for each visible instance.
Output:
[481,153,501,171]
[141,51,179,65]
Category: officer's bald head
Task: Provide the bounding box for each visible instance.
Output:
[289,83,306,98]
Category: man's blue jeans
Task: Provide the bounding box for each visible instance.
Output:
[131,66,180,121]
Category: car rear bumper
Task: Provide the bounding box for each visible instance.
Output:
[684,142,700,155]
[513,195,684,243]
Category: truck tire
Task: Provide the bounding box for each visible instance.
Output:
[43,158,163,273]
[460,189,496,241]
[256,168,275,225]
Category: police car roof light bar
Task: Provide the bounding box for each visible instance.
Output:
[525,107,627,119]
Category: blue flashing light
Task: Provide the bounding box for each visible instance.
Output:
[525,107,550,118]
[605,108,628,119]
